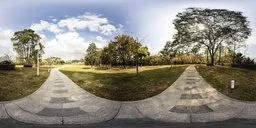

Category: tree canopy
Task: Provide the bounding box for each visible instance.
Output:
[173,8,251,65]
[84,43,101,66]
[111,34,141,68]
[137,46,150,65]
[11,29,44,65]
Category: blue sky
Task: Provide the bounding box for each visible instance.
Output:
[0,0,256,60]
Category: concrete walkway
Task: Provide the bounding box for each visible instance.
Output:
[0,65,256,124]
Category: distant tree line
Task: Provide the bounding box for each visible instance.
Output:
[42,57,65,65]
[11,8,254,69]
[84,34,150,69]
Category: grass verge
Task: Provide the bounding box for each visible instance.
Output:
[196,65,256,101]
[61,65,187,101]
[0,67,50,101]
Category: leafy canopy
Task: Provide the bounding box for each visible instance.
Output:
[173,8,251,65]
[11,29,44,65]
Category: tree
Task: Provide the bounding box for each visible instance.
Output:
[137,46,150,66]
[173,8,251,65]
[148,55,161,66]
[160,41,178,65]
[111,34,141,68]
[84,43,99,67]
[44,57,64,65]
[11,29,44,65]
[100,43,118,69]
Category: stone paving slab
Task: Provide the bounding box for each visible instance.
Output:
[0,104,8,119]
[115,103,144,119]
[5,102,62,124]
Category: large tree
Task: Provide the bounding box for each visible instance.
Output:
[84,43,100,66]
[111,34,141,68]
[100,43,118,69]
[137,46,150,66]
[11,29,44,65]
[173,8,251,65]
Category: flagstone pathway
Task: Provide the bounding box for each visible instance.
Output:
[0,65,255,124]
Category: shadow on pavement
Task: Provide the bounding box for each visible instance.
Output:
[1,118,256,128]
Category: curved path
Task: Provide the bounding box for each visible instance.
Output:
[0,65,256,124]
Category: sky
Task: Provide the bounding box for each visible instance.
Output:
[0,0,256,60]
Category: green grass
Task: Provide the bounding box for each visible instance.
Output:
[61,65,187,101]
[196,65,256,101]
[0,67,50,101]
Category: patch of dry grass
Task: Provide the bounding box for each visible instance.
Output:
[0,67,50,101]
[196,65,256,101]
[60,65,187,101]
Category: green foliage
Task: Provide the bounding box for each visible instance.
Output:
[160,41,179,57]
[11,29,44,65]
[172,53,204,64]
[0,60,15,70]
[173,8,251,65]
[43,57,65,65]
[148,55,162,65]
[234,53,254,64]
[84,43,101,66]
[98,34,141,68]
[137,46,150,66]
[111,34,141,68]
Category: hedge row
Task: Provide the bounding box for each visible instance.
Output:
[231,64,256,70]
[0,64,15,70]
[23,64,33,67]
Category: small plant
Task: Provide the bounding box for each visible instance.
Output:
[0,60,15,70]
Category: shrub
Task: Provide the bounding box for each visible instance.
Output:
[23,64,33,67]
[231,64,256,70]
[0,60,15,70]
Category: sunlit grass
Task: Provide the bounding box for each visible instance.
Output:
[60,64,176,74]
[60,65,187,101]
[0,67,50,101]
[196,65,256,101]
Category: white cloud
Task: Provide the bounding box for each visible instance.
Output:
[96,36,106,42]
[28,12,122,60]
[30,20,62,34]
[38,34,47,42]
[58,13,117,35]
[43,32,104,60]
[44,32,88,60]
[0,28,14,56]
[99,24,116,35]
[51,19,58,22]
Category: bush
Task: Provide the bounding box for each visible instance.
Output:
[231,64,256,70]
[23,64,33,67]
[234,53,254,65]
[0,60,15,70]
[0,64,15,70]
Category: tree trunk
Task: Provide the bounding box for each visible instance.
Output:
[210,54,214,66]
[206,50,209,64]
[136,57,139,75]
[123,59,126,69]
[219,44,222,65]
[140,57,143,67]
[109,61,112,70]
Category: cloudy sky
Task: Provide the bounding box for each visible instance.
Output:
[0,0,256,60]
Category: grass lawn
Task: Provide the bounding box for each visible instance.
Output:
[60,65,187,101]
[0,67,50,101]
[196,65,256,101]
